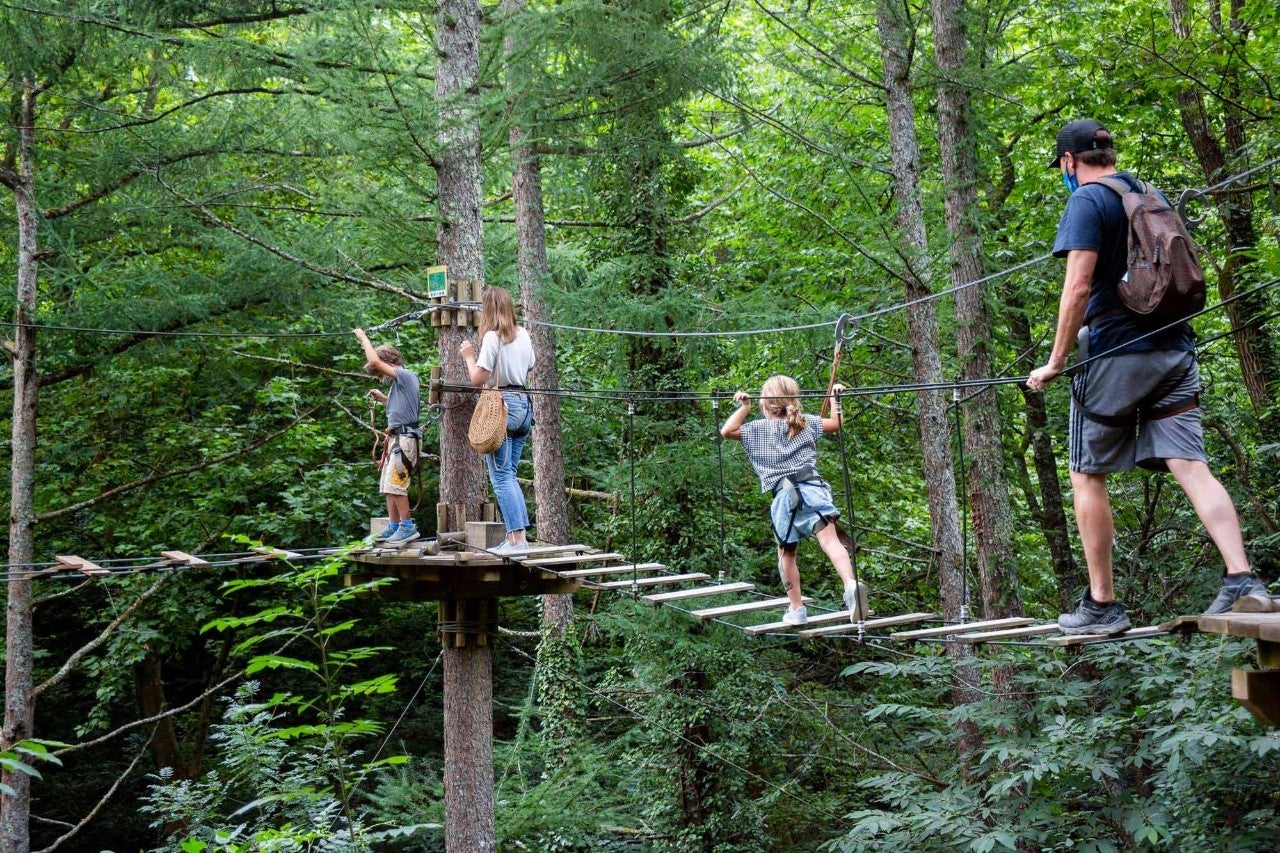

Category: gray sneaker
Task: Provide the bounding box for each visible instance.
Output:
[1204,573,1273,615]
[1058,592,1131,636]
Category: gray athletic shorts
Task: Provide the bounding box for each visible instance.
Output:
[1069,350,1205,474]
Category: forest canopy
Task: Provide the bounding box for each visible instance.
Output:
[2,0,1279,850]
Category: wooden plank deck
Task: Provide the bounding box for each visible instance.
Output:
[522,552,625,569]
[589,572,710,590]
[954,623,1062,643]
[1044,625,1168,646]
[891,617,1036,641]
[558,562,665,579]
[644,582,756,603]
[744,607,878,635]
[797,612,938,638]
[689,596,811,620]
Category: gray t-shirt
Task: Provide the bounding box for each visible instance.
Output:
[386,366,421,430]
[477,328,535,386]
[738,414,823,493]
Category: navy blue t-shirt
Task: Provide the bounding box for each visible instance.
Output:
[1052,171,1194,357]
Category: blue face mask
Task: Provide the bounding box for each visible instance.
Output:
[1062,171,1079,193]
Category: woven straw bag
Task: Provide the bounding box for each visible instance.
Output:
[468,386,507,454]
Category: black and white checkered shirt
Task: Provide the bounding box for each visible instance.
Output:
[739,414,824,493]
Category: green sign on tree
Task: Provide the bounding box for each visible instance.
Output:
[427,265,448,298]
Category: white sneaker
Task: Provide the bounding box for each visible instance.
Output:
[492,541,529,557]
[843,581,870,622]
[782,605,808,626]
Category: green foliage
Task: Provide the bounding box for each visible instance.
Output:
[831,640,1280,851]
[141,556,416,850]
[0,739,65,796]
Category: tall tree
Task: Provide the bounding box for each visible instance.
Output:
[874,0,965,626]
[1167,0,1280,437]
[501,0,573,629]
[434,0,495,848]
[929,0,1022,620]
[1,77,40,853]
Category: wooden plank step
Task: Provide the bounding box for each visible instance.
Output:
[523,552,625,569]
[644,582,755,603]
[1045,625,1168,647]
[558,562,664,579]
[798,612,938,638]
[690,596,812,620]
[252,546,303,561]
[744,607,878,635]
[955,623,1062,643]
[55,555,110,576]
[505,544,589,557]
[891,617,1036,641]
[590,572,710,590]
[161,550,211,569]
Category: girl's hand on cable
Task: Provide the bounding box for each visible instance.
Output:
[831,383,846,395]
[733,391,751,407]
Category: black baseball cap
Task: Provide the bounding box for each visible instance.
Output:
[1049,119,1110,167]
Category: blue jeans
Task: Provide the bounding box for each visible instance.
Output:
[485,391,531,533]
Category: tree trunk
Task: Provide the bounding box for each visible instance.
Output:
[1,79,41,853]
[1168,0,1279,438]
[133,652,185,775]
[875,0,965,625]
[442,638,495,853]
[502,0,573,633]
[929,0,1022,622]
[435,2,495,850]
[878,0,983,769]
[436,0,489,518]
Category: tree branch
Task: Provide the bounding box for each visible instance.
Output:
[34,727,156,853]
[152,173,425,302]
[34,576,170,699]
[672,177,748,224]
[35,411,315,522]
[53,635,298,758]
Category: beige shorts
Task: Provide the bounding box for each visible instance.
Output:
[379,435,420,496]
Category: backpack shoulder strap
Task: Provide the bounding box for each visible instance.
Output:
[1093,175,1133,196]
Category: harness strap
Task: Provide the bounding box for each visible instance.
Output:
[1074,359,1197,427]
[771,466,825,545]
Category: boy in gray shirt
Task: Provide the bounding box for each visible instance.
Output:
[355,328,422,545]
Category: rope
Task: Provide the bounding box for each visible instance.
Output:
[952,386,970,623]
[627,399,638,596]
[712,396,728,581]
[833,389,862,632]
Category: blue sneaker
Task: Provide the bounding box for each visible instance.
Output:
[373,520,400,542]
[385,521,420,547]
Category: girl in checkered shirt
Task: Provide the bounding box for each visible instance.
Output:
[720,375,867,626]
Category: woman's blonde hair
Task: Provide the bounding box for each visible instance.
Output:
[478,287,519,345]
[760,375,806,438]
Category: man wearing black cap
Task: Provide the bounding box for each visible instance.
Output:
[1027,119,1271,634]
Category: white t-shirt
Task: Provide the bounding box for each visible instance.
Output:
[477,327,535,387]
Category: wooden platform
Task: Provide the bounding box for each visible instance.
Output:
[1166,611,1280,726]
[344,527,585,600]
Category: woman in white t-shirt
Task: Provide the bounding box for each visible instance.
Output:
[460,288,536,554]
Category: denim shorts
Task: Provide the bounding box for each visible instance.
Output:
[769,480,840,545]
